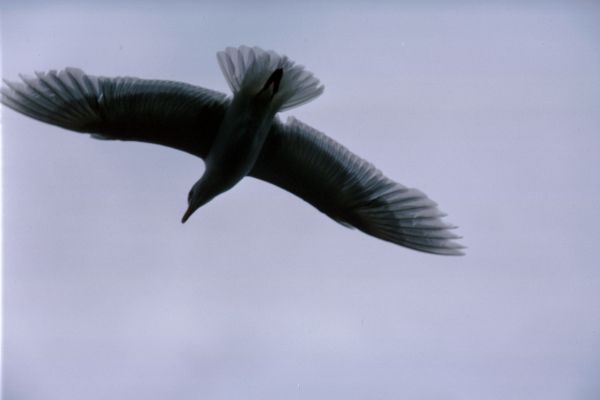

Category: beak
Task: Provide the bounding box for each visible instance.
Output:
[181,205,196,224]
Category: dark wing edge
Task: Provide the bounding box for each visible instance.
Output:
[251,117,465,255]
[1,67,229,159]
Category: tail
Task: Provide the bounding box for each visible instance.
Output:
[217,46,324,112]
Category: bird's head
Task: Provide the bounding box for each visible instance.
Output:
[181,178,218,223]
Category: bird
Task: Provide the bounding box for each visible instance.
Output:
[1,45,464,255]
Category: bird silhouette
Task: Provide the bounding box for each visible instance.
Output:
[1,46,464,255]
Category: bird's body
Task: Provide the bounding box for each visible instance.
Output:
[2,46,464,255]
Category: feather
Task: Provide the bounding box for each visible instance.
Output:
[1,68,229,159]
[251,117,464,255]
[217,46,324,112]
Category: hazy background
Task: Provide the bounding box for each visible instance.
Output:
[2,1,600,399]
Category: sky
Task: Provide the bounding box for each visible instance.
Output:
[2,1,600,399]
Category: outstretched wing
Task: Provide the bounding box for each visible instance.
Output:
[251,117,464,255]
[1,68,229,159]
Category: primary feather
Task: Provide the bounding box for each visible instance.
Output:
[1,46,464,255]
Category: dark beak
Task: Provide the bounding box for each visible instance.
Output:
[181,205,196,223]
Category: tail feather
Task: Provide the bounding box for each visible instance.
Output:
[217,46,324,112]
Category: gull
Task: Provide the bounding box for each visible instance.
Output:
[1,46,464,255]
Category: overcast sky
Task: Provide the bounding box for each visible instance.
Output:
[2,1,600,399]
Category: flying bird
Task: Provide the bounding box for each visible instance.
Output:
[1,46,464,255]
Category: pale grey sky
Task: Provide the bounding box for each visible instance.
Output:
[2,1,600,399]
